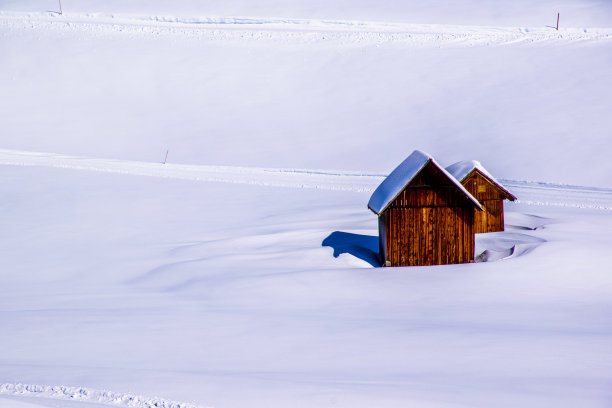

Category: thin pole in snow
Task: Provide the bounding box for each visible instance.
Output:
[163,150,169,164]
[556,13,559,30]
[58,0,63,15]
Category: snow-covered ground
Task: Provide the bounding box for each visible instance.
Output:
[1,155,612,408]
[2,5,612,187]
[2,1,612,407]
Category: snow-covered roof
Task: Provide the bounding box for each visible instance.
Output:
[368,150,483,215]
[445,160,516,201]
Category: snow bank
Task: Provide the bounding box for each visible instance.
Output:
[3,0,612,27]
[2,11,611,47]
[0,384,207,408]
[0,148,381,192]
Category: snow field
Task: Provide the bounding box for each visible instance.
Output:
[2,10,612,188]
[2,1,612,407]
[2,163,612,408]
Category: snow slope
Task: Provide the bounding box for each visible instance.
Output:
[3,0,612,27]
[2,148,611,210]
[2,1,612,408]
[2,8,612,187]
[0,148,382,192]
[1,161,612,408]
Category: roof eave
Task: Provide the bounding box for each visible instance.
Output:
[376,158,432,215]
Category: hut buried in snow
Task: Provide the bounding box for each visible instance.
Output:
[368,151,482,267]
[446,160,516,233]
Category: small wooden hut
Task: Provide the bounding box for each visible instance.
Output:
[446,160,516,233]
[368,151,483,267]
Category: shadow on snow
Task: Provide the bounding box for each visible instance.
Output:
[322,231,381,267]
[322,213,550,267]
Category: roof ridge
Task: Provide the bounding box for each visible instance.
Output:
[368,151,482,215]
[445,159,516,201]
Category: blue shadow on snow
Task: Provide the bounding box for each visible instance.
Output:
[322,231,381,267]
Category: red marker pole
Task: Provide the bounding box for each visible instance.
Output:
[556,13,559,30]
[163,150,169,164]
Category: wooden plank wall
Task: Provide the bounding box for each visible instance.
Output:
[480,199,504,233]
[385,207,474,266]
[462,172,507,233]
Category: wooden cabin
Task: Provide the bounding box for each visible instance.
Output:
[446,160,516,233]
[368,151,483,267]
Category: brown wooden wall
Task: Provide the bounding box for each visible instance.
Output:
[461,171,508,233]
[379,162,476,267]
[380,206,474,266]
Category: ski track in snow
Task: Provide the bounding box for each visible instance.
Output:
[1,11,611,47]
[0,383,210,408]
[0,149,382,192]
[1,149,611,210]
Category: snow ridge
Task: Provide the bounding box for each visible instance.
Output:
[1,11,611,47]
[0,383,210,408]
[1,149,611,209]
[0,149,382,192]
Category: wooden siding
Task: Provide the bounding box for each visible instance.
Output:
[381,206,474,266]
[379,161,476,267]
[462,171,508,233]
